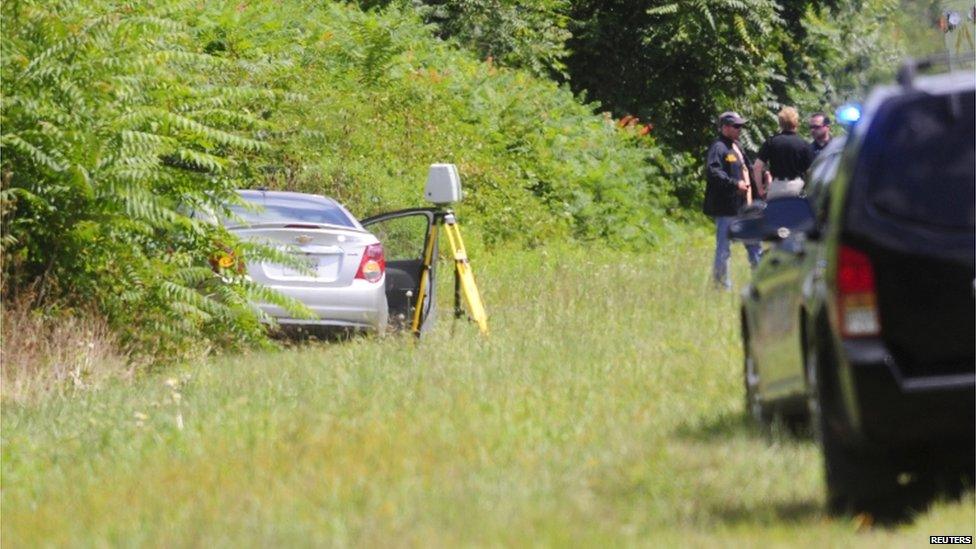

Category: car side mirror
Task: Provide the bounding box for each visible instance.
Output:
[729,197,816,242]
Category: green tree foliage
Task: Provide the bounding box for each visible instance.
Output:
[360,0,573,77]
[561,0,931,155]
[423,0,572,77]
[791,0,907,109]
[565,0,812,153]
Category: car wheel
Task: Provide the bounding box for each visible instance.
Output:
[744,336,772,428]
[806,343,900,516]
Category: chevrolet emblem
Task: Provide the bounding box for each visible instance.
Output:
[296,235,313,245]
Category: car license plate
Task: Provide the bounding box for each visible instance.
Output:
[281,255,317,276]
[266,254,341,280]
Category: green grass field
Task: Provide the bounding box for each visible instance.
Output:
[2,232,972,546]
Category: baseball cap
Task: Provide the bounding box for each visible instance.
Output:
[718,111,747,126]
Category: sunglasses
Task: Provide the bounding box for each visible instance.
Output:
[809,124,825,129]
[731,124,744,129]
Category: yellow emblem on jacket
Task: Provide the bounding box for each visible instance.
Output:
[725,153,737,163]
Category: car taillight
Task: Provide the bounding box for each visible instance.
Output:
[836,244,880,337]
[355,243,385,283]
[209,247,244,274]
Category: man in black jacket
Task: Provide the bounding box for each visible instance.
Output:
[703,111,761,289]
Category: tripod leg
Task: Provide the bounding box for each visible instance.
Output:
[454,266,462,319]
[411,224,438,336]
[442,220,489,335]
[456,260,488,334]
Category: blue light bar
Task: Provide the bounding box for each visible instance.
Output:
[836,104,862,125]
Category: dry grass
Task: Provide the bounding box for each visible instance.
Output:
[1,295,130,404]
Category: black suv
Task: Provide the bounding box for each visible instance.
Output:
[733,62,975,515]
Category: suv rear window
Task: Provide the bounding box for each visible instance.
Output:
[867,90,975,230]
[229,194,355,227]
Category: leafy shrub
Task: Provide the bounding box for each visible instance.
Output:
[359,0,572,77]
[1,0,308,361]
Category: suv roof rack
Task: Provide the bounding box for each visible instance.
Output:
[897,54,976,88]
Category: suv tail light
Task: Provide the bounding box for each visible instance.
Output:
[355,243,385,283]
[836,244,880,337]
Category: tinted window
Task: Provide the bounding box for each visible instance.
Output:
[229,194,355,227]
[867,90,975,230]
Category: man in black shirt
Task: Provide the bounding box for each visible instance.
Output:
[752,107,814,199]
[808,112,832,156]
[703,111,761,289]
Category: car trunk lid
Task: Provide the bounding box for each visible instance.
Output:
[231,224,376,288]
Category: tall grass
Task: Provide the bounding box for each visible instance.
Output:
[1,294,130,404]
[2,235,972,545]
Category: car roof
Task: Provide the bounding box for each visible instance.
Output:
[867,70,975,101]
[233,189,364,229]
[909,70,976,94]
[236,189,339,205]
[850,69,974,146]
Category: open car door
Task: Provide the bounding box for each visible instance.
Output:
[361,208,438,334]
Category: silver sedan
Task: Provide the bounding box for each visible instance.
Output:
[227,190,388,332]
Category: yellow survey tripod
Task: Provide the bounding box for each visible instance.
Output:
[411,208,488,337]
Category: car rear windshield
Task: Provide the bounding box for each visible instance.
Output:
[228,194,355,227]
[866,90,975,230]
